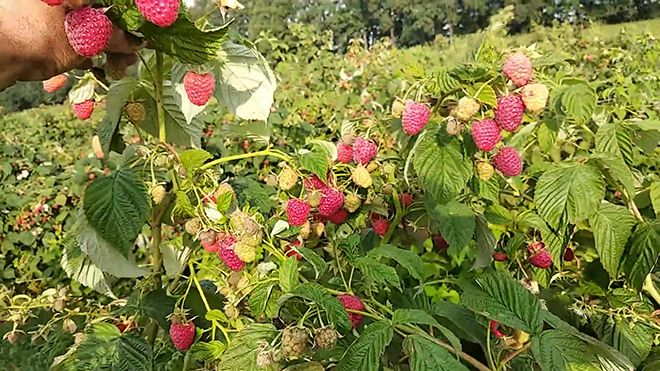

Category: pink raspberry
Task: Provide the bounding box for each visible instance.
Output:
[352,137,377,165]
[169,321,195,351]
[471,119,502,152]
[402,100,431,135]
[64,7,113,57]
[286,199,311,227]
[217,235,244,271]
[304,174,328,191]
[495,95,525,132]
[72,100,95,120]
[370,214,389,237]
[490,320,505,338]
[528,242,552,269]
[183,72,216,106]
[493,146,523,177]
[318,188,344,217]
[337,143,353,164]
[327,208,349,225]
[338,294,365,328]
[503,52,533,87]
[135,0,180,27]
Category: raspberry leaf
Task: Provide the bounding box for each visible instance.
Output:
[217,324,278,371]
[282,283,351,332]
[368,245,423,281]
[589,202,637,277]
[355,256,401,291]
[337,321,394,371]
[299,149,330,182]
[531,330,602,370]
[83,168,150,257]
[403,335,469,371]
[61,234,116,299]
[623,222,660,291]
[427,201,476,252]
[278,257,299,293]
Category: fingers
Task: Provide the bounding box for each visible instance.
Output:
[64,0,88,9]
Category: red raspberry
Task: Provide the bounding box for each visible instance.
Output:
[200,230,218,253]
[433,234,448,251]
[183,71,216,106]
[43,74,68,93]
[492,251,508,261]
[398,193,413,208]
[135,0,180,27]
[286,199,311,227]
[318,188,344,217]
[563,247,575,262]
[285,240,303,260]
[471,119,502,152]
[337,143,353,164]
[402,100,431,135]
[492,147,522,177]
[169,321,195,351]
[352,137,377,165]
[528,241,552,269]
[73,100,95,120]
[42,0,64,5]
[327,208,349,225]
[304,174,328,190]
[217,235,244,271]
[495,95,525,132]
[503,53,533,87]
[370,214,389,237]
[338,294,365,328]
[490,320,505,338]
[65,7,113,57]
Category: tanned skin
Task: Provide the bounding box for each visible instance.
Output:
[0,0,140,91]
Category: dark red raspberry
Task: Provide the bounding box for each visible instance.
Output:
[563,247,575,262]
[338,294,365,328]
[398,193,413,208]
[433,234,448,251]
[285,240,303,260]
[528,241,552,269]
[370,214,389,237]
[471,119,502,152]
[328,208,349,225]
[490,320,505,338]
[495,95,525,132]
[492,251,508,261]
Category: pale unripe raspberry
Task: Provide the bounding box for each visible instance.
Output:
[351,166,372,188]
[91,135,104,159]
[315,326,338,349]
[391,100,405,118]
[495,95,525,132]
[493,146,523,177]
[299,221,311,239]
[234,239,257,263]
[65,7,113,57]
[185,218,202,235]
[521,83,549,114]
[151,185,167,204]
[446,117,463,136]
[402,100,431,135]
[344,194,361,213]
[281,327,308,358]
[503,52,533,86]
[454,97,480,121]
[278,168,298,191]
[476,162,495,181]
[471,119,502,152]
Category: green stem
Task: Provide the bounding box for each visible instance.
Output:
[383,188,403,243]
[200,149,291,171]
[155,51,167,143]
[498,343,531,370]
[643,275,660,306]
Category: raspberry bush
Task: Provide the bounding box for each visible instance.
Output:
[0,3,659,371]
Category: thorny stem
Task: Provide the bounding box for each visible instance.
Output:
[200,148,291,171]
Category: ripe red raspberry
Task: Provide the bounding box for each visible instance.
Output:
[217,235,243,271]
[183,71,216,106]
[286,199,311,227]
[337,143,353,164]
[304,174,328,191]
[492,251,508,261]
[43,74,68,93]
[338,294,365,328]
[402,100,431,135]
[135,0,180,27]
[328,208,349,225]
[42,0,64,6]
[471,119,502,152]
[503,52,533,86]
[563,247,575,262]
[432,234,448,251]
[318,188,344,217]
[495,95,525,132]
[370,214,389,237]
[490,320,505,338]
[169,321,195,351]
[399,193,413,208]
[528,242,552,269]
[65,7,113,57]
[352,137,377,165]
[285,240,303,260]
[493,147,522,177]
[73,100,95,120]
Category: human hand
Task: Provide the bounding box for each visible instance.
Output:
[0,0,141,89]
